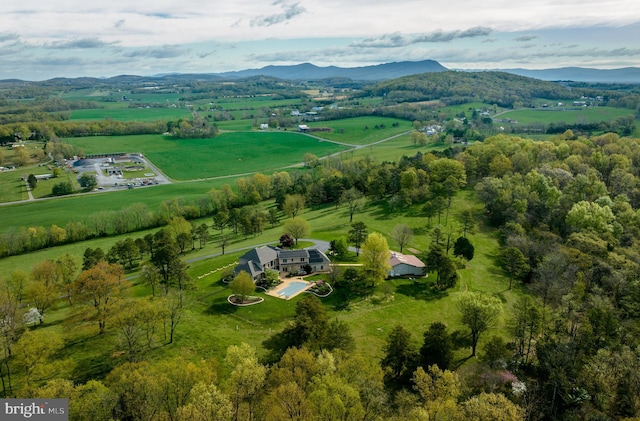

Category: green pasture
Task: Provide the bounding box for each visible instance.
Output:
[346,133,445,162]
[70,106,190,122]
[60,89,181,104]
[206,97,302,110]
[0,177,241,235]
[213,119,255,131]
[65,132,347,180]
[498,106,634,125]
[304,116,412,145]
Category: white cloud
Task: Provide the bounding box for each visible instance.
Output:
[0,1,639,79]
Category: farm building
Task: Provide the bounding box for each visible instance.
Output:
[388,251,425,277]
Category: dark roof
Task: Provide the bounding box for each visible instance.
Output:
[308,249,330,264]
[234,261,263,279]
[239,246,278,265]
[277,249,309,259]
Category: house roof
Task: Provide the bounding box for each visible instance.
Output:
[277,249,309,259]
[308,249,330,264]
[389,251,425,268]
[234,261,263,279]
[239,246,278,266]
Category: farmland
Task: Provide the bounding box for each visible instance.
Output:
[65,131,347,180]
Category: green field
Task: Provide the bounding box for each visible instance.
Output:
[498,106,634,125]
[65,132,348,180]
[0,178,240,234]
[70,107,191,121]
[304,116,412,145]
[206,97,302,110]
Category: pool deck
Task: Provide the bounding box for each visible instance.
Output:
[267,277,313,300]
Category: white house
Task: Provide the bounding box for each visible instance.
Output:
[388,251,425,277]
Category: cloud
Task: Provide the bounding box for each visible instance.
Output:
[0,32,20,43]
[250,1,306,27]
[352,27,493,48]
[123,45,190,59]
[515,35,538,42]
[47,37,118,49]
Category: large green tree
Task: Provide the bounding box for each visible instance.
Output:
[360,232,391,288]
[457,292,503,356]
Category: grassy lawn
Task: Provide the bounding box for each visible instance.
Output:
[305,117,413,145]
[0,170,29,203]
[0,183,524,389]
[65,132,348,180]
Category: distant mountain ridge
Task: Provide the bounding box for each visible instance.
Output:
[500,67,640,83]
[2,60,640,84]
[216,60,448,80]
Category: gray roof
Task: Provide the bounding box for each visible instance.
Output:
[277,249,309,259]
[234,261,263,279]
[239,246,278,266]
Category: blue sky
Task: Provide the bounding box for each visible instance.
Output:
[1,0,639,80]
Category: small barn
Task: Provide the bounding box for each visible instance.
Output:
[388,251,425,277]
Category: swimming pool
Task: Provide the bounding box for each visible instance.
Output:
[277,281,310,298]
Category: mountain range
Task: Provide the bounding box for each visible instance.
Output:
[3,60,640,85]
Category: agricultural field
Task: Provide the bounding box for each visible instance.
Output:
[497,105,633,125]
[304,116,412,145]
[70,106,191,122]
[65,131,347,180]
[0,177,239,235]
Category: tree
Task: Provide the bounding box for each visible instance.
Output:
[455,392,523,421]
[78,173,97,191]
[55,253,78,306]
[140,263,161,297]
[381,325,418,390]
[391,224,413,253]
[283,194,306,219]
[500,246,529,289]
[279,233,295,248]
[27,174,37,190]
[457,209,476,238]
[176,382,233,421]
[329,237,349,257]
[423,246,458,289]
[52,181,74,196]
[212,210,228,234]
[230,271,255,304]
[360,233,391,288]
[340,187,365,222]
[73,261,127,334]
[420,322,455,370]
[82,247,104,270]
[348,221,368,256]
[225,343,267,421]
[195,223,209,249]
[412,365,460,421]
[14,329,64,387]
[457,292,503,356]
[284,218,310,245]
[216,234,231,255]
[453,237,474,261]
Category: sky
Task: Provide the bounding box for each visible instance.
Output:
[1,0,640,81]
